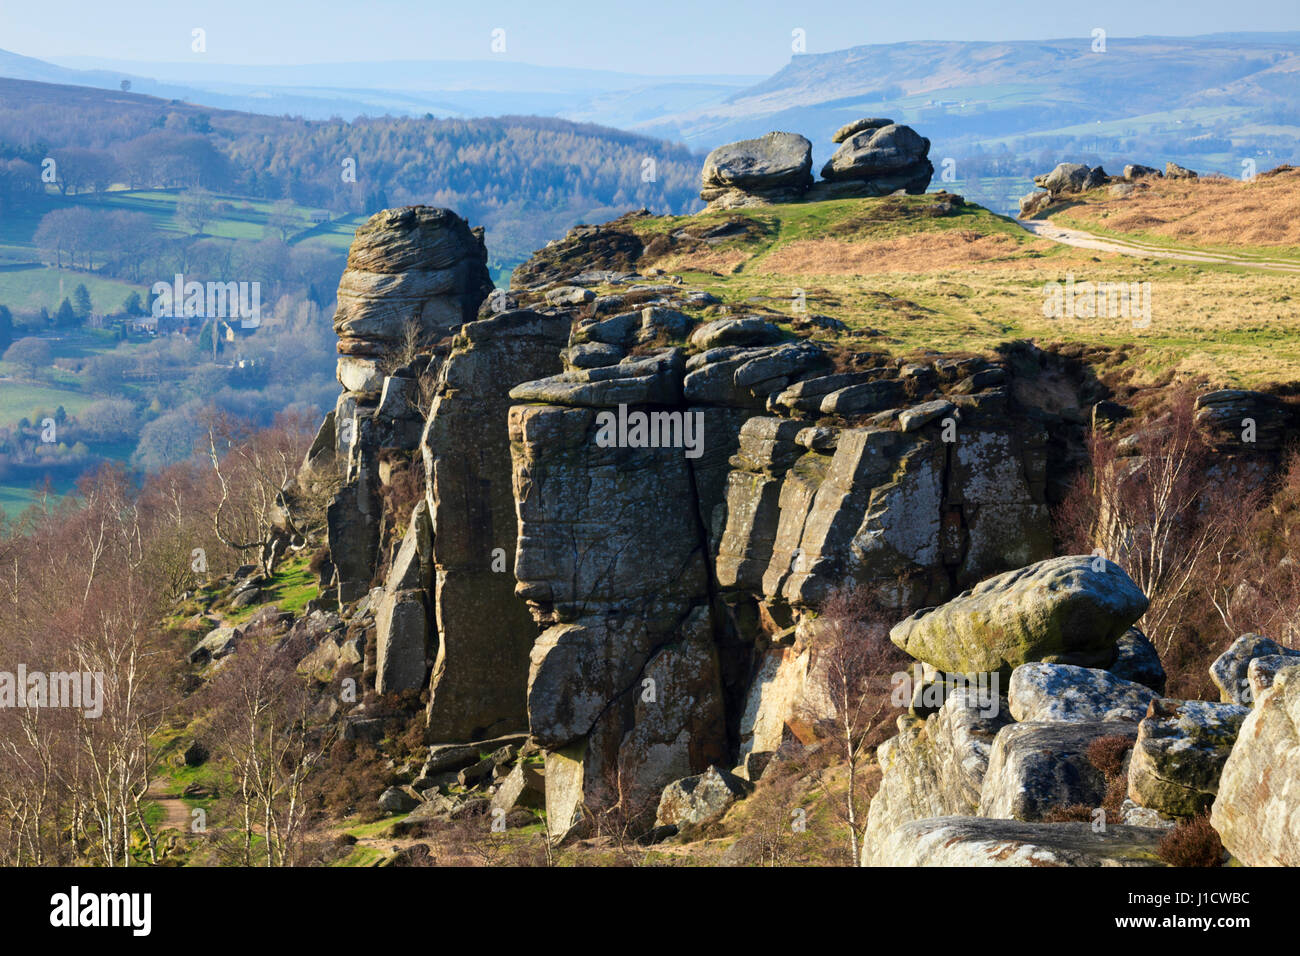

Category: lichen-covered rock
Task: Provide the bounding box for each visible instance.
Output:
[868,817,1168,867]
[1246,655,1298,704]
[1210,632,1300,705]
[655,765,752,829]
[890,556,1148,675]
[1211,665,1300,865]
[1127,698,1248,818]
[979,720,1138,821]
[1008,663,1158,724]
[374,500,434,694]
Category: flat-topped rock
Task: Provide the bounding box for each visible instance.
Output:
[868,816,1168,867]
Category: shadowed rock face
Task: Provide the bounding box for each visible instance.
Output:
[421,310,571,741]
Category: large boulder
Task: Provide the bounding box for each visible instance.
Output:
[654,766,752,829]
[820,123,933,194]
[1211,664,1300,865]
[979,720,1139,821]
[890,556,1149,675]
[869,817,1168,867]
[1008,663,1158,724]
[700,133,813,207]
[1210,633,1300,705]
[1127,698,1248,818]
[1033,162,1090,196]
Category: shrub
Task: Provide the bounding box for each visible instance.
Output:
[1157,814,1225,867]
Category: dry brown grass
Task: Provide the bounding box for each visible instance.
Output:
[756,231,1051,274]
[1062,167,1300,250]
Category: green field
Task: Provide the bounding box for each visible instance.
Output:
[0,188,363,314]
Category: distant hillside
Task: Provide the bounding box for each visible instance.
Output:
[634,33,1300,214]
[0,48,760,126]
[0,76,705,265]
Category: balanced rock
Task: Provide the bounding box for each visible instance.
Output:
[889,555,1149,675]
[700,132,813,208]
[820,123,933,194]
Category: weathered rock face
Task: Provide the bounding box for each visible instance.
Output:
[1211,665,1300,865]
[864,689,1012,855]
[700,132,813,208]
[374,500,433,694]
[1008,663,1158,724]
[1127,698,1248,818]
[509,397,728,837]
[869,817,1168,867]
[890,556,1148,675]
[1210,632,1300,705]
[819,123,933,195]
[422,310,570,740]
[332,206,493,398]
[979,720,1138,821]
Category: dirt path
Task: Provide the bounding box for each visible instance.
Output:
[1018,219,1300,273]
[145,787,193,834]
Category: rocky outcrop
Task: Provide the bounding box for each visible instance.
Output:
[1211,664,1300,865]
[332,206,493,397]
[699,121,934,208]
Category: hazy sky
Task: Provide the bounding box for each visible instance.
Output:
[3,0,1298,75]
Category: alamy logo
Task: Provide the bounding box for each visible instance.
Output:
[151,274,261,328]
[0,667,104,718]
[594,404,704,459]
[1042,274,1152,327]
[890,664,1001,717]
[49,886,151,936]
